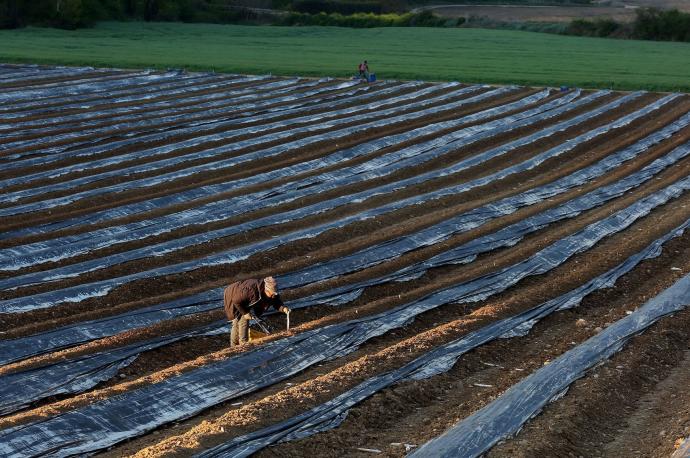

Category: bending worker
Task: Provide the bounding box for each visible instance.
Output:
[223,276,290,347]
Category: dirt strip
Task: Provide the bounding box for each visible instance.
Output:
[601,350,690,457]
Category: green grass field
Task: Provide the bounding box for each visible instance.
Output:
[2,21,689,91]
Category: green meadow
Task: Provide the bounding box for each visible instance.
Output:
[1,21,689,91]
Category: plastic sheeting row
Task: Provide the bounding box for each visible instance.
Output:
[0,71,202,113]
[0,83,499,214]
[0,77,317,152]
[1,89,589,282]
[2,78,376,152]
[2,118,687,364]
[0,167,687,455]
[0,73,273,129]
[0,86,536,242]
[2,133,689,414]
[0,81,456,199]
[1,76,364,157]
[0,90,593,308]
[0,76,339,163]
[197,218,690,458]
[0,72,234,115]
[0,68,140,104]
[411,270,690,457]
[1,92,676,310]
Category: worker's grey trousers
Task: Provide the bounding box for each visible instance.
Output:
[230,316,249,346]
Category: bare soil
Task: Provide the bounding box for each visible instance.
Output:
[426,1,690,23]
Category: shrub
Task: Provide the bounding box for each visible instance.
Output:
[565,17,621,37]
[279,10,447,27]
[407,9,444,26]
[0,0,22,28]
[633,8,690,42]
[563,8,690,42]
[52,0,108,29]
[291,0,382,15]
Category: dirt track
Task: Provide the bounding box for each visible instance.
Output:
[423,0,690,23]
[1,65,689,457]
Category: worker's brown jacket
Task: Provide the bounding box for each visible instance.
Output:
[223,278,284,321]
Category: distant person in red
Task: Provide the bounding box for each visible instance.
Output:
[358,60,370,82]
[223,276,290,346]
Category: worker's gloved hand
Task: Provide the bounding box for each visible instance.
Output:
[279,306,290,314]
[242,313,251,320]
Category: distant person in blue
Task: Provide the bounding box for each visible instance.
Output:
[358,60,370,82]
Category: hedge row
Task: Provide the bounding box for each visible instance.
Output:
[0,0,465,29]
[565,8,690,42]
[0,0,270,29]
[279,10,464,27]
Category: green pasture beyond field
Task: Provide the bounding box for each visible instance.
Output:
[2,21,690,91]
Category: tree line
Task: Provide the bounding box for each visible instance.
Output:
[566,8,690,42]
[0,0,265,29]
[0,0,458,28]
[2,0,690,43]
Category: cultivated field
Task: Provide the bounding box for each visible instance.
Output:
[0,65,689,457]
[2,22,690,91]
